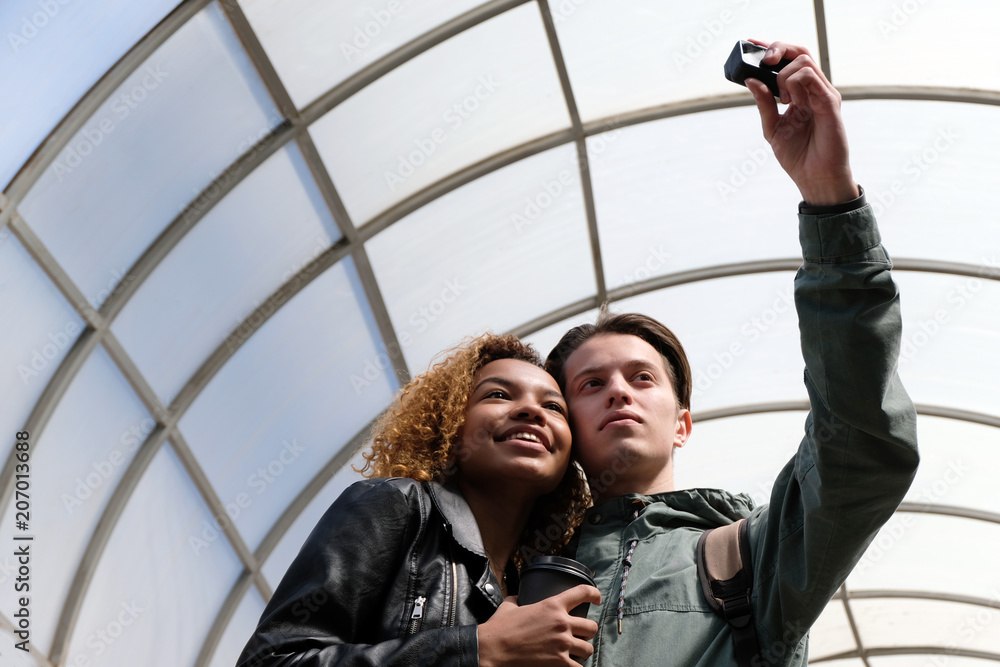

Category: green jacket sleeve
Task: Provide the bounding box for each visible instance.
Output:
[748,203,920,658]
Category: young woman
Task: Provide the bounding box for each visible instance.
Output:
[237,333,600,666]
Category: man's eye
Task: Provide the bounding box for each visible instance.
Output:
[636,373,653,382]
[583,379,601,388]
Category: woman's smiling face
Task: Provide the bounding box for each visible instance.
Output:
[456,358,571,494]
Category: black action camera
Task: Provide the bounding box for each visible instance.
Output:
[724,40,792,97]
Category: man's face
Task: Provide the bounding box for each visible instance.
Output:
[562,333,691,498]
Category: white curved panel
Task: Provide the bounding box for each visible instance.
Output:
[853,597,1000,655]
[111,144,339,404]
[19,2,282,307]
[0,231,84,464]
[809,600,859,661]
[240,0,484,108]
[0,0,179,188]
[894,271,1000,421]
[0,344,151,654]
[552,0,819,122]
[208,587,266,667]
[61,444,243,667]
[844,100,1000,268]
[827,0,1000,92]
[311,2,570,225]
[365,143,595,374]
[848,513,1000,601]
[586,110,802,292]
[179,258,398,551]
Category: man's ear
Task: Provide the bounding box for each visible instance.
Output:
[673,409,692,449]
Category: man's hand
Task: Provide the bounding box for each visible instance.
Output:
[478,585,601,666]
[745,40,859,207]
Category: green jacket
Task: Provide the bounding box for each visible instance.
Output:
[572,202,920,666]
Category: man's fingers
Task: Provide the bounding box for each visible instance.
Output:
[746,78,779,140]
[757,40,814,65]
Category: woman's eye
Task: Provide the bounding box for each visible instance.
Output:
[485,389,507,399]
[545,402,566,415]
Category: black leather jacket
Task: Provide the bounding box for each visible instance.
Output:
[237,477,508,666]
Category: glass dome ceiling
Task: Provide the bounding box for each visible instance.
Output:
[1,0,999,665]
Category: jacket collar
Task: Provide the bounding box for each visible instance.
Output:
[426,480,488,558]
[587,487,755,528]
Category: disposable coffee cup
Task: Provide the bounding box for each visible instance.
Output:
[518,556,597,618]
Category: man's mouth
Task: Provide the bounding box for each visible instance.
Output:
[599,410,642,430]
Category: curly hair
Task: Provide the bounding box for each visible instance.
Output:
[358,332,590,565]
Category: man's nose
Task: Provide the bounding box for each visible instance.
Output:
[605,375,632,406]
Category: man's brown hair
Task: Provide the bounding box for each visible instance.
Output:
[545,308,692,410]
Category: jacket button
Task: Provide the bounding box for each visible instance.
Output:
[589,513,602,525]
[484,583,496,595]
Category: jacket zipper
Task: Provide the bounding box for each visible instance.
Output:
[408,596,426,635]
[448,560,458,626]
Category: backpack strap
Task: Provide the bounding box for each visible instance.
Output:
[696,518,760,667]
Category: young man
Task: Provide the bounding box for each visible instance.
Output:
[542,41,920,666]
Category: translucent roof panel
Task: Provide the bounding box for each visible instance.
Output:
[62,443,243,667]
[827,0,1000,92]
[111,143,340,404]
[365,143,596,374]
[586,110,802,291]
[843,100,1000,266]
[904,416,1000,516]
[18,1,282,307]
[848,513,1000,600]
[552,0,819,122]
[310,2,570,225]
[852,597,1000,654]
[808,600,858,661]
[208,587,266,667]
[893,271,1000,420]
[179,257,398,550]
[0,0,179,188]
[261,448,367,589]
[0,230,84,463]
[0,343,150,654]
[240,0,484,108]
